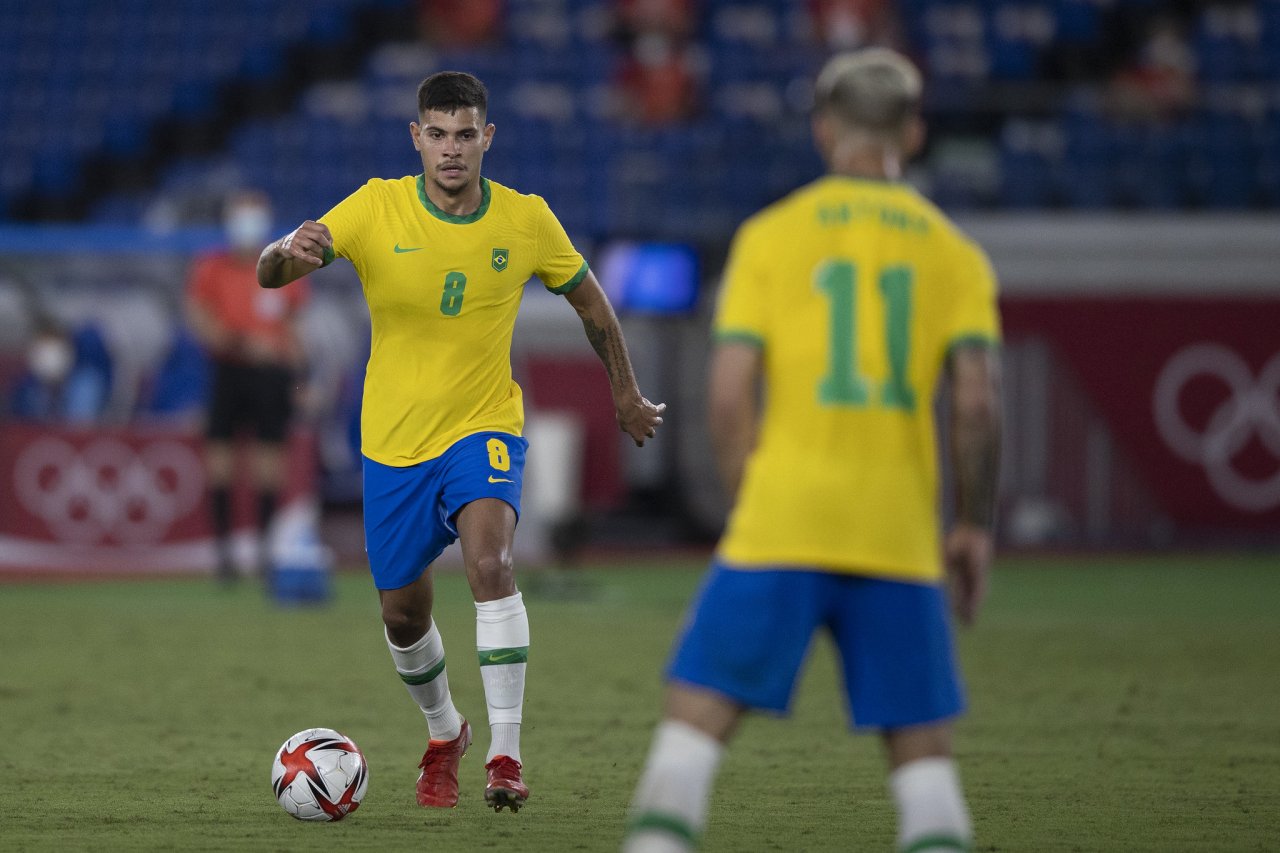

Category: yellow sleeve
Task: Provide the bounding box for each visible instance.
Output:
[533,197,589,294]
[712,219,769,348]
[944,237,1001,352]
[318,181,377,266]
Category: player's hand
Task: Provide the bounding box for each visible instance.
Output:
[278,220,332,267]
[617,396,666,447]
[944,523,993,627]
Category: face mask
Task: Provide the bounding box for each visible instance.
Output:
[225,206,272,250]
[29,337,73,383]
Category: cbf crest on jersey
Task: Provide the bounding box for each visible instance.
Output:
[492,248,509,272]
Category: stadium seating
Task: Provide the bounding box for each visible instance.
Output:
[0,0,377,218]
[0,0,1277,227]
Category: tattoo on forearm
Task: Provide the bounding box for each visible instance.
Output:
[954,421,1000,528]
[257,241,284,286]
[582,315,635,392]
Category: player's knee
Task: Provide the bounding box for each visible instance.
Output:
[381,602,430,647]
[469,550,511,576]
[884,721,953,768]
[467,551,515,598]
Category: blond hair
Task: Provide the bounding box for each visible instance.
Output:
[814,48,923,138]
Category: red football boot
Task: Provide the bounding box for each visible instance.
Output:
[484,755,530,813]
[416,719,472,808]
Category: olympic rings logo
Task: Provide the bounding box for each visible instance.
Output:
[14,436,204,545]
[1153,343,1280,512]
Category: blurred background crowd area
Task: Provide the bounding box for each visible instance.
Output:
[1,0,1278,562]
[2,0,1279,230]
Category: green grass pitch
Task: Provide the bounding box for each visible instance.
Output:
[1,554,1277,851]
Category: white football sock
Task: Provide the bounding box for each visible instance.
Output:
[623,720,724,853]
[475,592,529,763]
[889,757,973,852]
[386,623,463,742]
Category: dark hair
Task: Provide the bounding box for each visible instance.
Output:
[417,71,488,118]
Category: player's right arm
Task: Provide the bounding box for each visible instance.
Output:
[257,221,332,289]
[707,340,762,502]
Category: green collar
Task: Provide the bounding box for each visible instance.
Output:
[416,174,491,224]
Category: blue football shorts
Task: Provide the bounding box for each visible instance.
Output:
[362,431,527,590]
[666,560,965,731]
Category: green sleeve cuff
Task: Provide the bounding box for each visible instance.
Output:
[714,329,766,348]
[546,260,589,295]
[321,245,335,267]
[946,334,1000,356]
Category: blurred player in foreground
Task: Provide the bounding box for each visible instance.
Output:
[187,190,308,582]
[624,48,1002,853]
[258,72,665,812]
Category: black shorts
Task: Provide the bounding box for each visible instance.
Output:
[206,360,295,443]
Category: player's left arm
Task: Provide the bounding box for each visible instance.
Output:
[562,270,666,446]
[706,340,762,502]
[945,342,1002,626]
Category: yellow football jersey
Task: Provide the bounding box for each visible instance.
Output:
[714,175,1000,582]
[319,175,588,466]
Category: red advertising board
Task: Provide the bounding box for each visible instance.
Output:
[0,423,314,574]
[1002,296,1280,529]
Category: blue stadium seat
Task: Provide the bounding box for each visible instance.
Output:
[1133,127,1186,209]
[1057,113,1113,208]
[999,147,1055,208]
[5,0,1279,228]
[1194,113,1258,208]
[88,194,147,225]
[308,4,355,44]
[32,151,80,198]
[142,325,210,418]
[1053,0,1098,42]
[985,3,1052,82]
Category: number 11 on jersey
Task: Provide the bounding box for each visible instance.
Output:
[815,260,916,412]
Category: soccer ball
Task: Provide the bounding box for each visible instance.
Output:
[271,728,368,821]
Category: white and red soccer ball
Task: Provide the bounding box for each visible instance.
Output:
[271,728,368,821]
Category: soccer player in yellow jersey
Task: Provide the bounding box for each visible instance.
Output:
[625,49,1002,853]
[257,72,665,813]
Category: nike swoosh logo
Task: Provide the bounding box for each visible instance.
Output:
[487,651,521,662]
[393,244,423,253]
[488,476,514,484]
